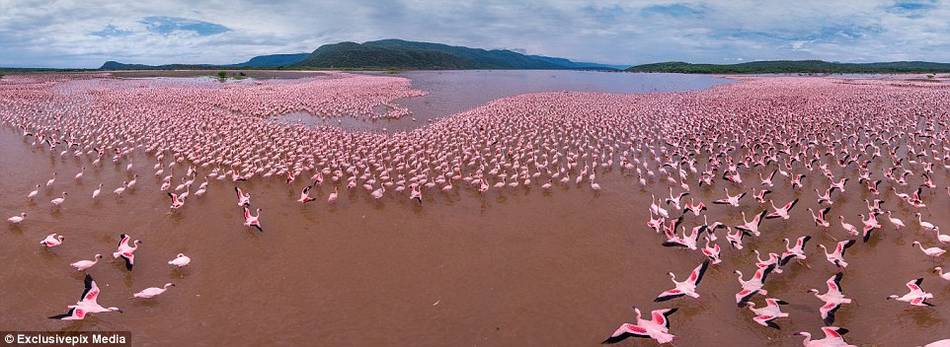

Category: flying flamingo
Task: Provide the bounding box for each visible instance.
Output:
[654,260,709,302]
[745,297,789,329]
[49,274,122,320]
[235,186,251,207]
[795,327,856,347]
[602,307,678,344]
[808,272,852,325]
[243,207,263,232]
[886,278,934,307]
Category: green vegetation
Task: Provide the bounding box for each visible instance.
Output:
[627,61,950,74]
[212,71,249,81]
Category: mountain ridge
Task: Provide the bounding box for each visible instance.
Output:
[98,39,619,71]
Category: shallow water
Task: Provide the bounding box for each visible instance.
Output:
[1,120,947,347]
[274,70,732,131]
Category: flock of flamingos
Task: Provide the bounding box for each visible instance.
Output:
[1,71,949,346]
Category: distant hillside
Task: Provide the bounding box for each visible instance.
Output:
[230,53,309,67]
[99,52,309,70]
[292,39,618,70]
[99,61,214,70]
[627,60,950,74]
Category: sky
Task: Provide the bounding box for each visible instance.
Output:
[1,0,949,68]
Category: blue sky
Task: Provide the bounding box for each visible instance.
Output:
[1,0,948,68]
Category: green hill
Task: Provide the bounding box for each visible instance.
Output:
[292,39,618,70]
[627,60,950,74]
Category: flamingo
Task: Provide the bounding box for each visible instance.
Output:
[602,307,678,344]
[915,213,940,233]
[736,210,767,237]
[735,264,775,306]
[50,192,68,207]
[49,274,122,320]
[726,226,751,250]
[886,278,934,307]
[133,283,175,299]
[235,186,251,207]
[27,184,40,200]
[243,207,263,232]
[745,297,789,330]
[712,187,745,207]
[70,254,102,271]
[298,184,316,203]
[780,235,812,266]
[112,234,141,271]
[654,260,709,302]
[807,207,831,228]
[795,327,856,347]
[808,272,852,325]
[819,239,855,268]
[40,233,65,248]
[765,198,798,220]
[839,216,859,237]
[7,212,26,224]
[168,253,191,268]
[911,241,945,262]
[92,183,102,198]
[885,211,905,230]
[168,192,185,209]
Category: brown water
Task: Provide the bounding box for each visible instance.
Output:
[1,120,948,347]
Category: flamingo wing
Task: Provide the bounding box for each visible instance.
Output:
[736,289,758,306]
[820,302,841,325]
[820,326,848,339]
[651,308,677,330]
[121,253,134,271]
[116,233,129,248]
[49,307,83,320]
[78,274,100,305]
[906,278,924,292]
[654,289,685,302]
[753,315,780,329]
[838,240,855,256]
[827,272,844,293]
[602,323,650,344]
[690,260,710,286]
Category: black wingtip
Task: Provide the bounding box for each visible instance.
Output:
[602,334,627,344]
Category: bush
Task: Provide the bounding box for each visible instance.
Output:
[217,71,228,79]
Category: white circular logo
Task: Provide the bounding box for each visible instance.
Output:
[4,334,14,344]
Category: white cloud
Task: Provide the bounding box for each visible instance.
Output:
[0,0,948,68]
